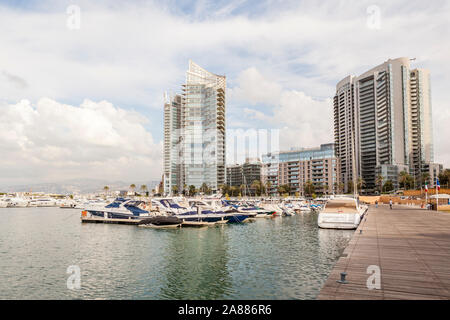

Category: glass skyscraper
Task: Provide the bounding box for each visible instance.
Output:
[164,61,226,194]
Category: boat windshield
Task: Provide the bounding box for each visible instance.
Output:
[323,200,358,213]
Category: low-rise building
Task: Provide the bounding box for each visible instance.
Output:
[226,158,262,196]
[262,143,340,196]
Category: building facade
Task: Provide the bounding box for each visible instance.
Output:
[261,144,340,196]
[163,61,226,195]
[226,158,262,195]
[334,57,440,193]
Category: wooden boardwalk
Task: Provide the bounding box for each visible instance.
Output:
[318,205,450,300]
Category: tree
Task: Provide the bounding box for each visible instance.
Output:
[347,180,354,194]
[339,182,345,194]
[383,180,394,193]
[182,184,188,196]
[266,181,272,197]
[283,184,291,196]
[129,184,136,194]
[398,171,409,189]
[103,185,109,195]
[171,185,179,195]
[239,184,246,197]
[375,175,384,193]
[188,185,196,197]
[140,185,148,196]
[322,183,329,195]
[304,180,315,197]
[251,180,261,196]
[356,177,366,192]
[438,169,450,188]
[200,183,209,194]
[421,173,430,188]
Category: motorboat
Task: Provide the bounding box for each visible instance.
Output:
[28,198,57,207]
[221,200,274,218]
[137,216,182,228]
[317,197,368,229]
[153,198,253,223]
[84,198,155,219]
[4,197,29,207]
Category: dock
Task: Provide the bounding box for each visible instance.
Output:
[81,216,221,227]
[81,217,142,225]
[318,205,450,300]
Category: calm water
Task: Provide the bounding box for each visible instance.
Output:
[0,207,353,299]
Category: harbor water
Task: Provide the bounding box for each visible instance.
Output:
[0,207,353,299]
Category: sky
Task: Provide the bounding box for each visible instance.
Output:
[0,0,449,186]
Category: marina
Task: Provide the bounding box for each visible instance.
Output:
[1,193,450,300]
[0,206,352,300]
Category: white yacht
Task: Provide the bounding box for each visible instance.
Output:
[28,198,57,207]
[0,199,8,208]
[318,197,368,230]
[4,197,30,207]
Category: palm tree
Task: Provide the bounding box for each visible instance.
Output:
[304,180,315,197]
[140,185,148,196]
[356,177,366,193]
[277,185,285,196]
[200,183,208,194]
[188,185,196,197]
[103,185,109,195]
[421,173,430,188]
[239,184,246,197]
[251,180,261,196]
[383,180,394,193]
[322,183,329,195]
[398,171,409,189]
[266,181,272,197]
[375,175,384,193]
[339,182,344,194]
[129,184,136,194]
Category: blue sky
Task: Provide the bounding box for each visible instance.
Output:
[0,0,449,185]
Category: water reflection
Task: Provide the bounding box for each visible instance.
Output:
[159,226,232,299]
[0,208,353,300]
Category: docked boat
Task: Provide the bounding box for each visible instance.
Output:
[4,197,29,207]
[84,198,155,219]
[28,198,57,207]
[153,198,253,223]
[317,197,368,229]
[221,200,274,218]
[137,216,182,228]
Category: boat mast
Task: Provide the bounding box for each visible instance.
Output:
[351,117,358,198]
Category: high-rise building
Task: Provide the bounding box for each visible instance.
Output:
[261,144,340,196]
[163,61,226,195]
[163,94,182,195]
[334,57,440,192]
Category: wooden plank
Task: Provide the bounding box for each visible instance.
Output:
[318,206,450,300]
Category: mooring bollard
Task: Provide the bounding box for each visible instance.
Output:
[337,272,348,284]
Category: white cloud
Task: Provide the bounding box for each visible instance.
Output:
[233,67,333,150]
[0,98,161,186]
[0,0,449,181]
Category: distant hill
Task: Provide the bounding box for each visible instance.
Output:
[0,178,160,194]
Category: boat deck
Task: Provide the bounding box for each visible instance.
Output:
[318,204,450,300]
